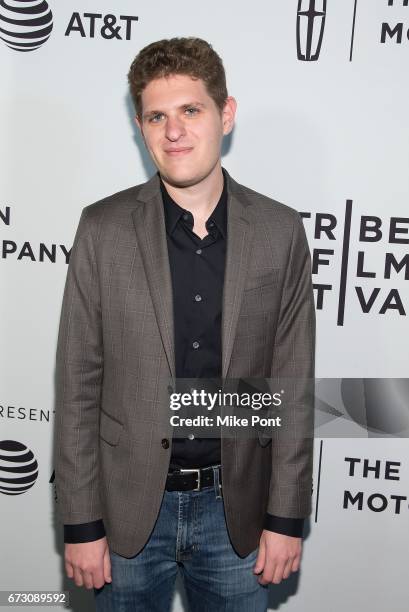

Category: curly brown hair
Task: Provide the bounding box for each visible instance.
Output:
[127,37,228,118]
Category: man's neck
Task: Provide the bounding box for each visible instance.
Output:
[160,163,224,223]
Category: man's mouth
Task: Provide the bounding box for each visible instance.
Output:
[164,147,193,157]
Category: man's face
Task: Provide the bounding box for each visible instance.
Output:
[135,74,236,187]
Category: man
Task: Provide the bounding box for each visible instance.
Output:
[54,37,315,611]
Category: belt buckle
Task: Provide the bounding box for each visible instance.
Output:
[179,468,201,491]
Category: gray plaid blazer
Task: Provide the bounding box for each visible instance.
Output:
[54,168,315,558]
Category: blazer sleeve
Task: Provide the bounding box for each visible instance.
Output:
[54,207,105,530]
[266,210,316,522]
[64,519,106,544]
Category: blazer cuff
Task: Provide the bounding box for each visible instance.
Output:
[264,513,304,538]
[64,519,106,544]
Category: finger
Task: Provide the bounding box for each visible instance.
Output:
[283,558,293,580]
[291,554,301,573]
[82,570,95,590]
[73,567,84,587]
[92,554,108,590]
[104,549,112,583]
[65,561,74,580]
[272,562,286,585]
[253,540,266,575]
[259,557,276,586]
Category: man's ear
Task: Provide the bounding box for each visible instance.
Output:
[222,96,237,136]
[134,114,146,141]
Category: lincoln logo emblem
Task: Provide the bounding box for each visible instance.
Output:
[296,0,327,61]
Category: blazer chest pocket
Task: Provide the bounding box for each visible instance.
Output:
[99,410,124,447]
[241,269,280,314]
[243,268,280,292]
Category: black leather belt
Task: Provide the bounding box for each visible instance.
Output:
[166,465,222,492]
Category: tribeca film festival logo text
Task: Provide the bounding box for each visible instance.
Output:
[302,202,409,324]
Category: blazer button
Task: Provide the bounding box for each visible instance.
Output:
[161,438,170,449]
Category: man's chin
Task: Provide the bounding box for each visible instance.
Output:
[159,163,218,189]
[159,169,202,189]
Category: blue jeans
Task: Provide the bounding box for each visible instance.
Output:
[94,466,268,611]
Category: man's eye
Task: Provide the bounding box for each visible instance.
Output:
[149,113,164,123]
[185,107,199,116]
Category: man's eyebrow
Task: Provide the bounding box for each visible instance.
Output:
[180,101,206,109]
[142,109,162,120]
[142,101,206,120]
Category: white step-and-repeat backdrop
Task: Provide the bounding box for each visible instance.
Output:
[1,1,408,610]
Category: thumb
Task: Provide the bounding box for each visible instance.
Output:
[104,547,112,583]
[253,537,266,574]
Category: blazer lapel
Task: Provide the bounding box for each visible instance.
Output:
[221,174,255,379]
[130,170,255,383]
[131,173,176,380]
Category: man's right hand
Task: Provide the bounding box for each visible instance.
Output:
[64,537,112,590]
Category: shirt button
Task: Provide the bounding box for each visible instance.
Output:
[182,213,189,220]
[192,341,200,349]
[188,433,195,440]
[207,221,214,228]
[196,249,202,255]
[194,294,202,302]
[161,438,170,449]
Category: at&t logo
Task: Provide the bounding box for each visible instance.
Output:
[0,3,139,52]
[0,439,39,495]
[0,0,53,52]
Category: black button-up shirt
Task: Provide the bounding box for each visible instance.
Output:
[161,170,227,470]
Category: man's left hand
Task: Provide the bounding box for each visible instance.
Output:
[253,530,302,585]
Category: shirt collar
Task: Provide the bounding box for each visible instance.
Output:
[160,168,227,238]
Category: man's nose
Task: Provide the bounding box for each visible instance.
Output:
[165,115,186,141]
